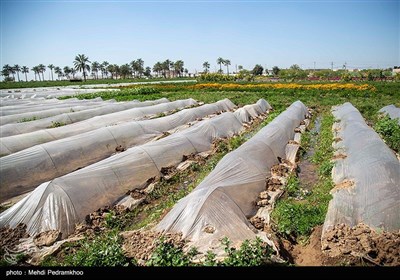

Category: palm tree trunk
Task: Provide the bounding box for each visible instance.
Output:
[17,72,20,82]
[51,71,53,81]
[25,73,28,82]
[83,71,86,82]
[227,66,229,75]
[42,72,45,81]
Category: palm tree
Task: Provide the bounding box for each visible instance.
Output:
[38,64,46,81]
[2,64,12,80]
[32,66,40,81]
[21,66,29,82]
[13,65,21,82]
[54,66,63,80]
[48,64,55,80]
[107,64,115,79]
[91,61,100,79]
[73,54,91,81]
[120,64,131,79]
[63,66,71,79]
[161,60,171,78]
[153,62,162,77]
[101,61,109,79]
[223,59,231,75]
[174,60,184,77]
[136,58,144,78]
[202,61,210,73]
[217,57,224,73]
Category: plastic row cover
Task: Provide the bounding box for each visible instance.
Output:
[0,99,236,203]
[155,101,308,250]
[0,88,119,99]
[323,103,400,235]
[0,98,190,156]
[0,99,269,237]
[0,97,108,116]
[0,98,170,137]
[379,104,400,124]
[0,99,117,125]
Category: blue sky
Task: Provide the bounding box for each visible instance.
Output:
[1,0,399,79]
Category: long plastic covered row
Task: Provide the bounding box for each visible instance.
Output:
[155,101,308,250]
[0,98,194,156]
[0,99,235,203]
[379,104,400,124]
[0,99,270,237]
[322,102,400,236]
[0,98,170,137]
[0,98,117,125]
[0,97,111,116]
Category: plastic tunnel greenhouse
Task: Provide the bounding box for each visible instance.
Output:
[0,98,116,125]
[0,99,270,237]
[322,102,400,237]
[0,98,195,156]
[0,98,170,137]
[155,100,309,250]
[0,99,236,202]
[379,104,400,124]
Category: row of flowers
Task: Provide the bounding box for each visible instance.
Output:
[190,83,376,91]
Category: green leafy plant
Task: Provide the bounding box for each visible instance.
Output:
[374,115,400,152]
[221,237,272,266]
[64,231,129,266]
[146,237,193,266]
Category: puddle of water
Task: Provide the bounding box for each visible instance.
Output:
[298,116,321,190]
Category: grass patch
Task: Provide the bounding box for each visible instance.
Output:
[272,112,334,238]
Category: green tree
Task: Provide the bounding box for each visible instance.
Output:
[272,66,280,76]
[120,63,131,79]
[38,64,46,81]
[202,61,210,73]
[13,64,21,82]
[32,66,40,81]
[47,64,55,80]
[101,61,109,79]
[153,62,163,78]
[21,66,29,82]
[63,66,72,79]
[174,60,184,77]
[91,61,100,79]
[252,64,264,76]
[217,57,224,73]
[54,66,63,80]
[2,64,12,80]
[73,54,91,81]
[223,59,231,75]
[144,66,152,78]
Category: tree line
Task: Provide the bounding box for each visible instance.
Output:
[1,54,397,82]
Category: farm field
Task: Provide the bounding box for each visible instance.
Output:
[0,81,399,267]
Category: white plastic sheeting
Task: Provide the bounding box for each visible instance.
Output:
[155,101,308,250]
[0,99,236,202]
[0,98,113,116]
[0,99,116,125]
[0,88,119,99]
[0,99,269,237]
[323,103,400,235]
[0,98,194,156]
[379,104,400,124]
[0,99,170,137]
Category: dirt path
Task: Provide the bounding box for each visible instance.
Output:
[291,226,326,266]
